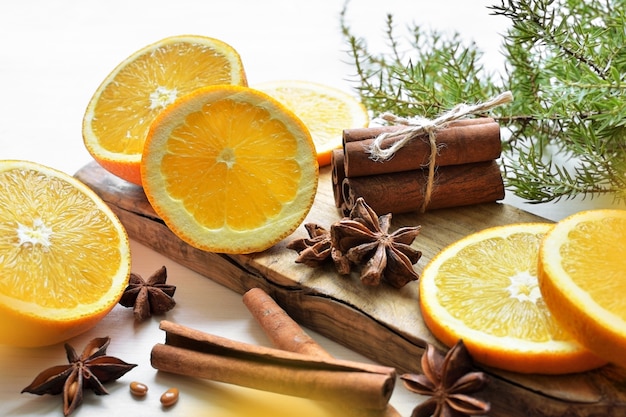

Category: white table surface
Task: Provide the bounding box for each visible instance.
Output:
[0,1,620,416]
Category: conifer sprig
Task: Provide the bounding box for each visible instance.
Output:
[341,0,626,203]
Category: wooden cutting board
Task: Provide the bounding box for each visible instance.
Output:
[75,161,626,417]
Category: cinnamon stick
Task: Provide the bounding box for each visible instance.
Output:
[331,148,347,213]
[342,160,505,214]
[151,320,396,411]
[243,288,332,359]
[343,118,501,178]
[242,288,403,417]
[343,117,493,143]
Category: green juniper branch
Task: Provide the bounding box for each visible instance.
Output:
[340,0,626,204]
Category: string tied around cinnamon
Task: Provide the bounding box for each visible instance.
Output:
[367,91,513,212]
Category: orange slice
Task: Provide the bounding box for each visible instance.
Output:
[255,80,369,166]
[83,35,247,185]
[538,209,626,369]
[141,85,319,254]
[0,160,131,347]
[419,223,606,374]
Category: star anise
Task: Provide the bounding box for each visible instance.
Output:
[331,197,422,288]
[286,223,351,273]
[119,266,176,321]
[21,337,137,416]
[286,223,333,267]
[400,340,490,417]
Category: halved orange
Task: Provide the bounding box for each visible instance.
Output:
[141,85,319,254]
[538,209,626,369]
[419,223,606,374]
[0,160,131,347]
[83,35,247,185]
[255,80,369,166]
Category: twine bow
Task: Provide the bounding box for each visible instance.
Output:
[367,91,513,212]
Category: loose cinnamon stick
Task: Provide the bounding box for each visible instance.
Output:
[343,118,501,178]
[342,160,505,214]
[242,288,403,417]
[151,320,396,411]
[243,288,332,359]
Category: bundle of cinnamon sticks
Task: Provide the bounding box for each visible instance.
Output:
[332,118,506,215]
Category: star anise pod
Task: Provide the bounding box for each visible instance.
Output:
[119,266,176,321]
[400,340,490,417]
[331,197,422,288]
[286,223,333,267]
[286,223,351,273]
[21,337,137,416]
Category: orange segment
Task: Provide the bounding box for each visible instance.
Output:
[538,209,626,368]
[419,223,605,374]
[0,160,131,347]
[255,80,369,166]
[83,35,247,185]
[141,85,318,254]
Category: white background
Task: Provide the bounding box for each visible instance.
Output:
[0,1,620,416]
